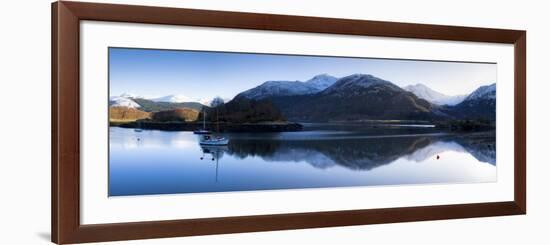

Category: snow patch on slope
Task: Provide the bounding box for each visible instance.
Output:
[109,95,141,108]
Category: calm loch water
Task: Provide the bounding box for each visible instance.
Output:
[108,124,496,196]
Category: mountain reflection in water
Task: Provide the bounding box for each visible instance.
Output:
[109,126,496,196]
[225,133,495,170]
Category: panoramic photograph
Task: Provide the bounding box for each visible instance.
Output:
[108,47,497,197]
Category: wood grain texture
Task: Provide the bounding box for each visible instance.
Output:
[71,202,522,244]
[51,2,58,243]
[514,32,527,213]
[52,1,81,243]
[61,1,524,43]
[51,1,527,244]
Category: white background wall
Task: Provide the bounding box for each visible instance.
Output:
[0,0,547,244]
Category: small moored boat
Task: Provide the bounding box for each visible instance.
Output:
[197,104,228,145]
[193,111,212,135]
[199,134,229,146]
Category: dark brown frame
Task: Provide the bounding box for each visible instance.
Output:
[52,1,526,244]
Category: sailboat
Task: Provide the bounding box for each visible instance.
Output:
[193,111,212,135]
[198,107,229,146]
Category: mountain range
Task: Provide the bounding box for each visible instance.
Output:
[443,83,496,120]
[238,74,338,100]
[260,74,435,121]
[403,83,466,106]
[110,73,496,123]
[111,94,212,107]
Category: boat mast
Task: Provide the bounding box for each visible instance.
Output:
[215,152,219,182]
[203,111,206,130]
[216,107,219,133]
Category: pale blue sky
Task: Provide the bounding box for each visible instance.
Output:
[109,47,496,100]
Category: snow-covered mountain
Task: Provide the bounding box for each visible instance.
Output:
[321,73,401,95]
[238,74,338,100]
[304,74,338,91]
[271,74,434,121]
[151,95,193,103]
[448,83,496,120]
[462,83,496,102]
[118,92,143,99]
[151,95,230,106]
[110,92,220,109]
[403,83,466,106]
[240,80,318,100]
[109,94,141,108]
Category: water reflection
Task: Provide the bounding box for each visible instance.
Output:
[453,136,496,165]
[223,133,495,170]
[109,127,496,196]
[199,146,228,182]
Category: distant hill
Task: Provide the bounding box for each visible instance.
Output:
[151,108,199,122]
[109,93,206,112]
[109,106,150,122]
[268,74,436,122]
[131,98,204,112]
[237,74,338,100]
[109,95,141,108]
[204,96,286,123]
[444,83,496,120]
[150,95,193,103]
[403,83,466,106]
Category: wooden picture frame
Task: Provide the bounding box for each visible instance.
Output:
[52,1,526,244]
